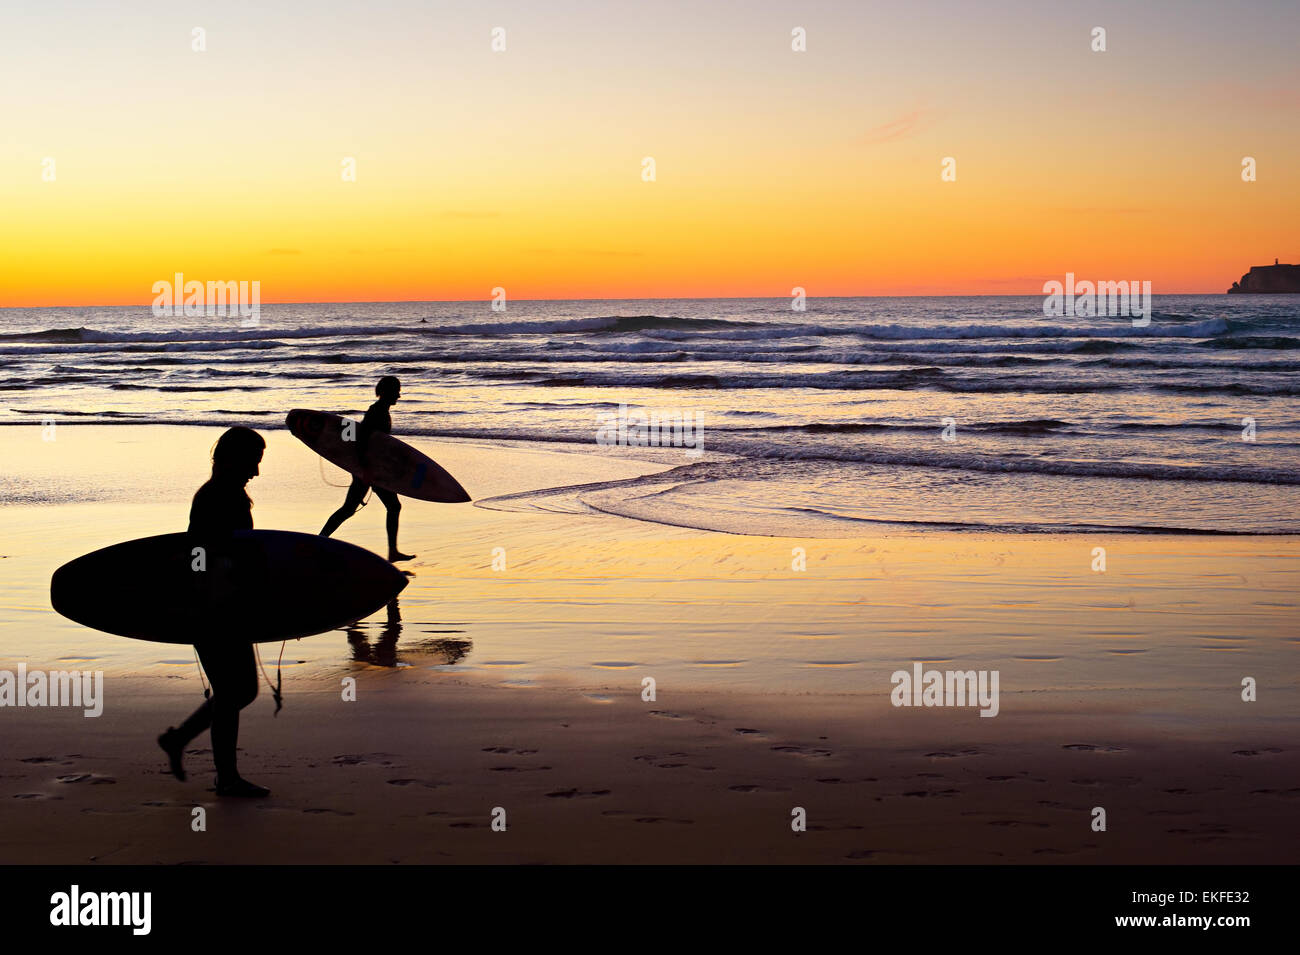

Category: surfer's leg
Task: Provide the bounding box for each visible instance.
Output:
[320,479,369,537]
[162,641,226,780]
[171,697,212,741]
[199,641,268,796]
[163,639,245,783]
[161,697,212,782]
[376,489,414,561]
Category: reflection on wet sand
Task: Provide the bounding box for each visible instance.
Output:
[344,599,472,668]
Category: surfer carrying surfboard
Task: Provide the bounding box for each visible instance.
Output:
[318,376,416,562]
[157,426,272,798]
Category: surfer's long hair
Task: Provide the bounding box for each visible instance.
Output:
[209,427,265,499]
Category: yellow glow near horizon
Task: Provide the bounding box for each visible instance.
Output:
[2,0,1297,305]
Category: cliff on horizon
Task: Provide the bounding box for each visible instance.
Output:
[1227,263,1300,293]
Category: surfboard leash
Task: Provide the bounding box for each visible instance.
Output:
[253,643,285,716]
[317,453,352,488]
[317,454,373,506]
[192,649,211,700]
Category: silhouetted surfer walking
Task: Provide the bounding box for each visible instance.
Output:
[158,426,270,798]
[319,376,415,562]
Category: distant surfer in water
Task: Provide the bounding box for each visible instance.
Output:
[319,376,415,562]
[158,426,271,798]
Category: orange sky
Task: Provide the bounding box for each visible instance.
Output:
[1,0,1297,305]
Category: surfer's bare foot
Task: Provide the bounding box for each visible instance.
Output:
[389,551,415,562]
[157,728,186,782]
[216,776,271,798]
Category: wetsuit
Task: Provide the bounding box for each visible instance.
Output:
[323,400,402,537]
[172,479,259,781]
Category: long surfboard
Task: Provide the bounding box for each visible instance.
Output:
[51,530,408,644]
[286,408,471,503]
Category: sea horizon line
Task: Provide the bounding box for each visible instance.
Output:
[0,290,1268,311]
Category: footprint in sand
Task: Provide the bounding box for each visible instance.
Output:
[332,753,401,767]
[545,788,611,799]
[770,745,833,759]
[481,746,538,755]
[1037,799,1080,810]
[902,789,960,798]
[924,750,983,759]
[988,771,1047,783]
[734,728,764,736]
[13,793,58,800]
[1071,776,1140,787]
[386,778,444,789]
[633,753,703,770]
[598,810,693,824]
[1232,747,1282,757]
[807,823,865,832]
[302,807,355,816]
[489,765,552,773]
[1062,743,1125,753]
[1167,824,1232,838]
[632,816,694,825]
[988,820,1050,828]
[56,773,116,785]
[728,784,791,793]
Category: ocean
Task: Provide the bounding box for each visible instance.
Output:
[3,295,1298,535]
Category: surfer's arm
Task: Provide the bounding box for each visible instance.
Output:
[357,404,383,463]
[357,417,374,463]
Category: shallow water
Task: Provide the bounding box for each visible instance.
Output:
[1,427,1296,702]
[2,295,1298,534]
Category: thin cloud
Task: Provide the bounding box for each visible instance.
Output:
[522,248,641,258]
[860,108,939,146]
[969,275,1049,285]
[1051,207,1151,216]
[1210,70,1300,111]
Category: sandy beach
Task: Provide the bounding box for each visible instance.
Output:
[2,425,1296,864]
[6,679,1298,865]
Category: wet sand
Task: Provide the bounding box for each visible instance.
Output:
[5,678,1297,864]
[1,425,1297,863]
